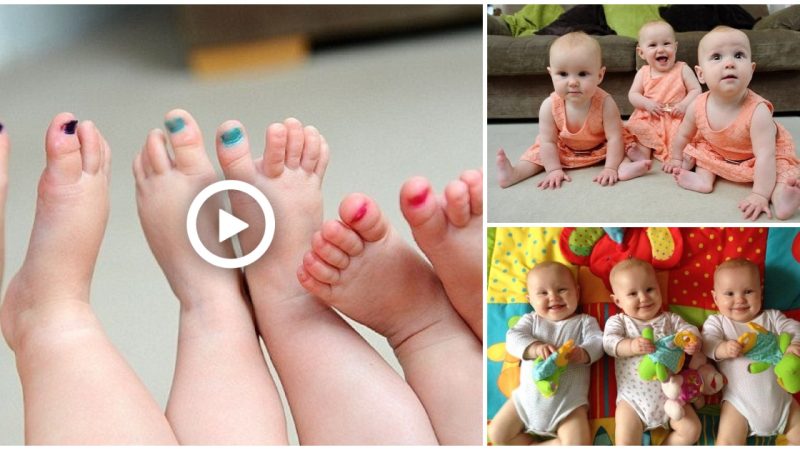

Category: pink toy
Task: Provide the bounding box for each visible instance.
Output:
[661,359,726,421]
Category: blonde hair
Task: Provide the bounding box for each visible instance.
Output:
[609,258,656,284]
[528,261,577,286]
[550,31,602,67]
[714,258,759,284]
[637,20,676,44]
[697,26,751,60]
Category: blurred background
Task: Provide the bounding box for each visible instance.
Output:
[0,5,482,444]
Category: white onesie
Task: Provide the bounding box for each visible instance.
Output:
[603,312,700,430]
[506,313,604,436]
[702,309,800,436]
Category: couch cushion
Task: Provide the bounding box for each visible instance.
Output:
[754,5,800,31]
[488,34,636,76]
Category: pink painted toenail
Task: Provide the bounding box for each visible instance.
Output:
[351,203,368,222]
[408,187,430,207]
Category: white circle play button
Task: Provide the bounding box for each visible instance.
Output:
[187,180,275,269]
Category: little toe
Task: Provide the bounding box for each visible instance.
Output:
[297,264,333,299]
[400,176,447,237]
[262,122,287,177]
[143,129,172,175]
[311,230,351,269]
[283,118,305,169]
[163,109,212,175]
[443,180,471,228]
[299,126,321,173]
[315,135,330,178]
[216,121,257,184]
[459,169,483,216]
[44,113,83,185]
[338,193,389,243]
[302,251,341,285]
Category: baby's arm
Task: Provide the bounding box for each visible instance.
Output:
[672,65,702,117]
[663,98,699,173]
[670,312,702,355]
[535,98,572,189]
[506,313,556,360]
[573,315,605,364]
[702,315,742,360]
[603,315,654,357]
[740,104,778,221]
[628,67,663,116]
[772,310,800,357]
[595,97,623,186]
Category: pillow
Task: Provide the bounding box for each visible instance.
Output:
[660,5,756,32]
[754,5,800,31]
[603,4,663,39]
[502,4,564,37]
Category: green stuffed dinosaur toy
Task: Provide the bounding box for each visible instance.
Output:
[532,339,575,397]
[638,327,698,383]
[738,322,800,394]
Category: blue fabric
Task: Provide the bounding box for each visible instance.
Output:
[648,334,684,373]
[747,332,783,366]
[764,228,800,310]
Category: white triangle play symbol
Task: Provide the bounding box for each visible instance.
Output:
[218,209,249,243]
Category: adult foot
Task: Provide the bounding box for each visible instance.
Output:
[399,170,482,341]
[618,159,652,181]
[1,113,109,350]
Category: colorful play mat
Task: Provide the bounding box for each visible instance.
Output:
[487,227,800,445]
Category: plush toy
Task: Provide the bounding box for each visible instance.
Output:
[738,322,800,394]
[638,328,698,382]
[532,339,575,397]
[662,356,726,421]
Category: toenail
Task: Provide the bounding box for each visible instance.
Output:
[164,117,185,133]
[351,203,368,222]
[61,120,78,135]
[221,127,244,147]
[407,187,430,207]
[0,122,4,133]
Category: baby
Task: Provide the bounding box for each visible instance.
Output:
[664,26,800,221]
[626,21,702,163]
[603,258,702,445]
[496,32,651,190]
[701,258,800,444]
[488,261,604,445]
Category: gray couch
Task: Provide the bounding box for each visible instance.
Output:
[488,5,800,119]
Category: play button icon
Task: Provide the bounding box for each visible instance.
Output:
[218,209,249,243]
[187,180,275,269]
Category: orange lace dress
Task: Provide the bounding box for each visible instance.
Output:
[626,62,690,162]
[683,90,799,183]
[521,88,631,168]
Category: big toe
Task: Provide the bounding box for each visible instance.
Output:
[43,113,85,185]
[338,193,389,243]
[400,176,447,241]
[216,121,257,184]
[164,109,213,175]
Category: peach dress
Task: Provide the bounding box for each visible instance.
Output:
[683,90,799,183]
[521,88,629,168]
[626,62,690,162]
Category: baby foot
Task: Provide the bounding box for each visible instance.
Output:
[496,148,515,188]
[773,179,800,220]
[1,114,110,351]
[625,143,651,162]
[399,170,482,341]
[134,110,240,307]
[618,159,652,181]
[674,168,713,193]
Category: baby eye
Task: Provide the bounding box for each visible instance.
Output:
[745,289,754,294]
[711,53,721,61]
[724,291,733,296]
[558,288,568,293]
[735,52,746,59]
[557,71,568,77]
[646,287,655,293]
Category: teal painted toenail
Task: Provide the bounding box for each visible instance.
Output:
[221,128,243,147]
[165,118,185,133]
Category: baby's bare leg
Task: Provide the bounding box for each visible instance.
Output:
[626,143,652,162]
[784,398,800,445]
[554,406,591,445]
[614,400,644,445]
[134,110,286,444]
[675,166,716,193]
[487,398,535,445]
[496,148,544,187]
[772,180,800,220]
[665,404,701,445]
[298,194,482,444]
[399,170,482,340]
[215,119,437,444]
[618,157,652,181]
[0,114,176,444]
[715,401,748,445]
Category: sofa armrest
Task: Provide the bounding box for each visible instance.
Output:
[488,14,512,36]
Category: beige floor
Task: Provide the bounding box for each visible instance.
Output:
[488,116,800,223]
[0,7,482,444]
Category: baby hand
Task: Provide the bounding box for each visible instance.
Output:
[785,343,800,358]
[537,169,571,190]
[593,167,618,186]
[738,192,772,221]
[717,339,744,359]
[567,346,590,365]
[683,340,701,355]
[643,99,663,116]
[533,342,558,360]
[670,102,688,117]
[631,337,655,355]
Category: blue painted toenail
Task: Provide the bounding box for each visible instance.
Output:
[61,120,78,135]
[164,117,185,133]
[221,128,243,147]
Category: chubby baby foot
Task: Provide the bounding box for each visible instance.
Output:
[773,179,800,220]
[674,168,713,193]
[1,114,110,350]
[496,148,515,188]
[298,193,482,444]
[625,143,651,162]
[618,159,652,181]
[399,170,482,341]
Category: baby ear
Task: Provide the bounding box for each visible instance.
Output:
[598,66,606,82]
[547,66,553,77]
[694,65,705,85]
[636,46,644,60]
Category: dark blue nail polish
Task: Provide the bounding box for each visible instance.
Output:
[61,120,78,135]
[165,117,185,133]
[221,128,244,147]
[0,123,4,134]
